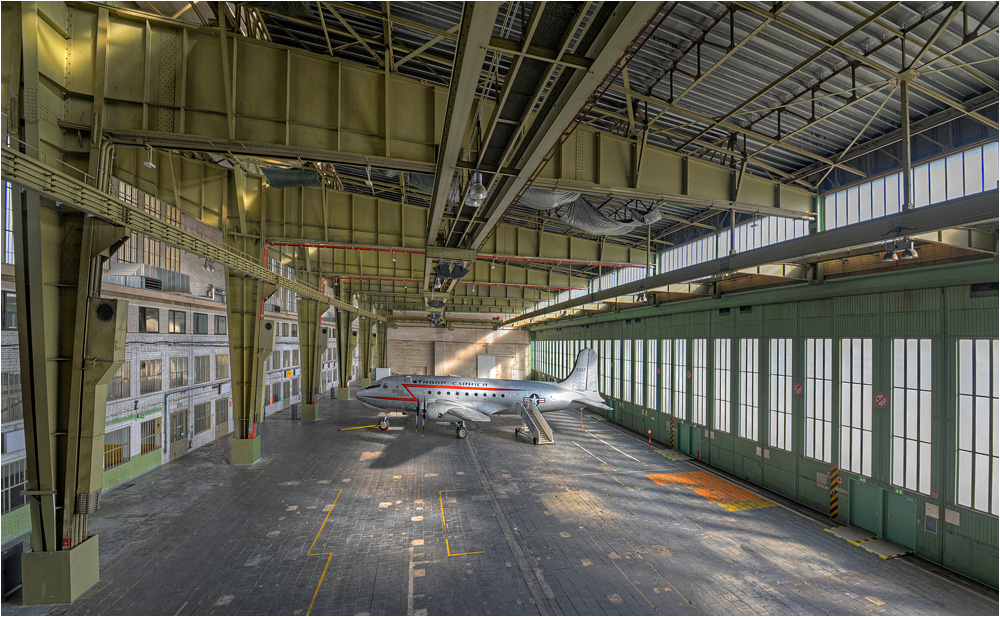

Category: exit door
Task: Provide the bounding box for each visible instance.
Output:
[477,355,499,379]
[169,409,189,461]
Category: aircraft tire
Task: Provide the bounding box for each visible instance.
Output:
[378,418,389,431]
[457,426,468,439]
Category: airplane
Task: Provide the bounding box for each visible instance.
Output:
[356,347,610,439]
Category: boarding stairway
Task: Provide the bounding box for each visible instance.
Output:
[515,401,554,445]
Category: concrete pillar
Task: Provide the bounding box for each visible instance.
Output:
[297,290,330,421]
[376,320,388,369]
[13,190,128,604]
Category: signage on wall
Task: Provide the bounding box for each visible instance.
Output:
[793,382,803,395]
[686,370,692,379]
[874,392,888,407]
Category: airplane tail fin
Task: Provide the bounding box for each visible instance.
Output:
[559,348,599,392]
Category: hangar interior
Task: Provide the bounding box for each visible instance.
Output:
[0,0,998,613]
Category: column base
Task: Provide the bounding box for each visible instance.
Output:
[21,535,100,605]
[337,387,352,400]
[231,436,261,464]
[301,403,318,421]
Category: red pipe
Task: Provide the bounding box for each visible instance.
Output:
[268,241,643,269]
[323,275,584,290]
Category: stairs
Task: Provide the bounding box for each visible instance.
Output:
[516,401,554,445]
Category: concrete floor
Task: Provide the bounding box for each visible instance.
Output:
[4,393,997,616]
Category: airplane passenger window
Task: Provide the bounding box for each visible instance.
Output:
[474,393,478,396]
[501,394,505,397]
[465,392,469,396]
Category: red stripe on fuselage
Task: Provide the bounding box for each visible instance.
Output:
[370,384,520,404]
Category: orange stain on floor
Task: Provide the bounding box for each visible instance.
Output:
[646,471,775,511]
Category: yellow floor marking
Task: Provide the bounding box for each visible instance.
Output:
[445,538,484,557]
[306,489,343,616]
[439,489,483,557]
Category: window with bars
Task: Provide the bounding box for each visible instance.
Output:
[170,410,186,443]
[194,355,211,384]
[691,339,707,425]
[673,340,687,420]
[2,291,16,330]
[714,339,731,432]
[739,339,759,441]
[2,458,27,514]
[194,402,211,434]
[292,323,298,337]
[3,181,14,266]
[292,378,299,397]
[841,338,874,477]
[168,310,186,334]
[647,340,658,410]
[283,350,291,369]
[769,339,793,451]
[635,339,644,407]
[139,359,162,394]
[140,418,160,454]
[107,362,131,402]
[292,349,299,367]
[273,382,283,403]
[823,142,998,229]
[805,339,834,463]
[169,357,189,389]
[138,307,159,333]
[613,340,622,399]
[216,354,229,380]
[622,340,632,402]
[603,340,612,395]
[891,339,931,493]
[1,371,23,424]
[104,427,131,469]
[215,398,230,427]
[283,381,291,401]
[956,339,998,515]
[661,340,673,416]
[215,315,227,335]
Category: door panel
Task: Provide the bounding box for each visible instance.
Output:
[169,410,189,461]
[850,480,882,535]
[884,492,916,548]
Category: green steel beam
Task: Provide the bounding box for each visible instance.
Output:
[507,190,999,325]
[1,147,386,322]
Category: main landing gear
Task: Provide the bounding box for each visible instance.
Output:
[456,423,468,439]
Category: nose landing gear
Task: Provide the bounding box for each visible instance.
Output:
[377,417,389,431]
[455,422,468,439]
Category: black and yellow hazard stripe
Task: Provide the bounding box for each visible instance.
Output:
[669,416,675,448]
[829,466,839,519]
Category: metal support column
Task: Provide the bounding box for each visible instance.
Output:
[900,80,914,209]
[225,272,276,464]
[296,273,330,421]
[14,190,128,604]
[335,288,357,400]
[376,319,388,370]
[357,300,375,386]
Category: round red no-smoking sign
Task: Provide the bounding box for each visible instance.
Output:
[686,369,692,379]
[874,392,888,407]
[793,382,803,395]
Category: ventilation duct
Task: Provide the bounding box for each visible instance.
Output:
[261,167,322,188]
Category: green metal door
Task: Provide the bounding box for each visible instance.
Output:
[850,480,882,535]
[169,409,189,462]
[884,492,916,548]
[690,426,702,458]
[678,423,690,453]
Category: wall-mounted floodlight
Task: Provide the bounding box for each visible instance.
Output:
[433,263,452,278]
[450,264,470,279]
[144,146,156,169]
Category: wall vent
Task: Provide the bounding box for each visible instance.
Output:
[718,307,730,315]
[740,305,753,314]
[970,282,998,298]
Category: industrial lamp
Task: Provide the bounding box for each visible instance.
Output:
[143,146,156,169]
[882,239,918,262]
[469,171,487,201]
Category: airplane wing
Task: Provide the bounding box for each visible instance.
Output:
[426,400,492,422]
